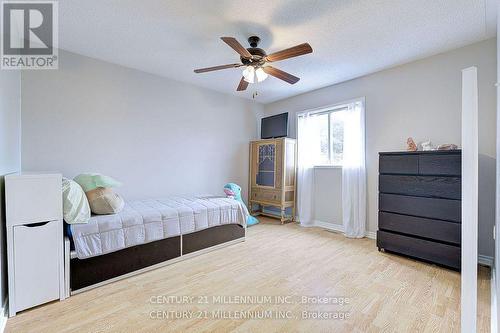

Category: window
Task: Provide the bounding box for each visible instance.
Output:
[298,106,347,167]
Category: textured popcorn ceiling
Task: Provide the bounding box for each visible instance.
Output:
[58,0,497,104]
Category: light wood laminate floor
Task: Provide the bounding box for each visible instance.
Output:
[6,218,491,332]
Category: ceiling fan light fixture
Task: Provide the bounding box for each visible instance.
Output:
[243,66,268,84]
[255,67,268,82]
[242,66,255,83]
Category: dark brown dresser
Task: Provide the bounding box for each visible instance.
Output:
[377,150,461,270]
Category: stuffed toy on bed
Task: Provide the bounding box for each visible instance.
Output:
[223,183,259,226]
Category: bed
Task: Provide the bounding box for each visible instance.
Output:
[66,196,247,293]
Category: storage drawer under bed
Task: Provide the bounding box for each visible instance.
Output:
[70,236,181,291]
[70,224,246,292]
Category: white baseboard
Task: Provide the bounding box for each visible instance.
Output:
[313,220,375,239]
[492,268,498,333]
[365,231,376,240]
[479,255,494,267]
[314,220,344,233]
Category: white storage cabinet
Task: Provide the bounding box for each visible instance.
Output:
[5,173,65,317]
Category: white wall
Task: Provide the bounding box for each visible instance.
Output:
[263,38,497,256]
[495,4,500,331]
[0,71,21,317]
[0,72,21,175]
[21,50,263,202]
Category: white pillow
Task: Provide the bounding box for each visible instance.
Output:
[62,178,91,224]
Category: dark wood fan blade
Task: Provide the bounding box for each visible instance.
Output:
[194,63,242,73]
[221,37,252,59]
[265,43,313,62]
[237,77,248,91]
[263,66,300,84]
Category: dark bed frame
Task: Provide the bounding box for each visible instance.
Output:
[70,224,245,292]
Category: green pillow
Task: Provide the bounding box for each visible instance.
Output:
[73,173,122,192]
[62,178,91,224]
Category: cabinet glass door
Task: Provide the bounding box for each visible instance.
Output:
[256,143,275,187]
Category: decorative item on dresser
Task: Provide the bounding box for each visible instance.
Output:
[249,138,296,223]
[5,173,65,317]
[377,150,461,270]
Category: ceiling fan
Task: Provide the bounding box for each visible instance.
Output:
[194,36,313,91]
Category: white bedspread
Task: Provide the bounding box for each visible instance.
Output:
[70,196,247,259]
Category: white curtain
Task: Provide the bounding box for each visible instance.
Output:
[296,113,318,226]
[342,101,367,238]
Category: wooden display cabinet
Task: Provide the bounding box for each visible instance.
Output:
[248,138,297,223]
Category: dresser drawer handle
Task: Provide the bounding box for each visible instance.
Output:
[23,221,50,228]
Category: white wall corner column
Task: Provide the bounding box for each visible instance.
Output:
[461,66,479,333]
[495,3,500,332]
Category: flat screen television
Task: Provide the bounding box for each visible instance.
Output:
[261,112,288,139]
